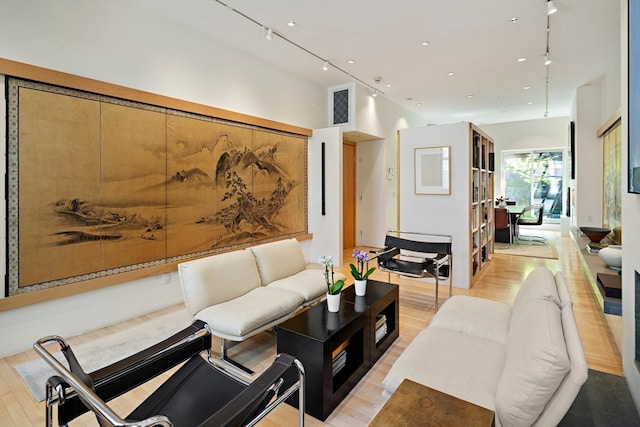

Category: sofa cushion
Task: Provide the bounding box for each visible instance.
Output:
[267,268,347,303]
[512,266,561,311]
[429,295,512,346]
[196,287,304,339]
[249,239,307,285]
[382,327,505,410]
[555,272,573,309]
[533,304,588,426]
[496,299,570,426]
[178,250,262,316]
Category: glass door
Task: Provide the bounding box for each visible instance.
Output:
[502,150,564,223]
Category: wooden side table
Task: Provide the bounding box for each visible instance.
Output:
[370,379,495,427]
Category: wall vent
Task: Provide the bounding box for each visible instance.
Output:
[328,83,355,128]
[333,89,349,125]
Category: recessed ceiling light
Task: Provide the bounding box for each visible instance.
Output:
[467,95,474,98]
[347,59,355,64]
[510,17,519,23]
[406,97,413,101]
[518,57,527,62]
[287,20,296,27]
[447,72,455,76]
[528,102,533,105]
[421,41,430,46]
[386,84,392,88]
[523,86,531,90]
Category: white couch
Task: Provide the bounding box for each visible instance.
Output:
[178,238,346,358]
[382,266,588,427]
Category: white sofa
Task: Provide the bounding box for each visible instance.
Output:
[382,266,588,427]
[178,238,346,360]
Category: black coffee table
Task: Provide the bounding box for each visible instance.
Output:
[276,280,399,420]
[341,280,399,366]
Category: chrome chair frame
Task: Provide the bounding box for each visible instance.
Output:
[515,204,546,244]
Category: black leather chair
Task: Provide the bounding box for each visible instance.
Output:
[371,231,452,310]
[515,204,546,244]
[34,320,305,427]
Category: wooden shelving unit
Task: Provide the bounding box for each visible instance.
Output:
[470,125,495,281]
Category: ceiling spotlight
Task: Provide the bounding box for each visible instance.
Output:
[287,20,296,27]
[347,59,356,64]
[421,41,430,46]
[264,27,273,40]
[510,17,519,23]
[385,84,392,88]
[447,72,455,76]
[545,52,552,66]
[518,57,527,62]
[547,0,558,15]
[372,89,378,97]
[523,86,531,90]
[322,61,329,71]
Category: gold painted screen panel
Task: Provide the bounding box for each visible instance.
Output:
[7,78,307,296]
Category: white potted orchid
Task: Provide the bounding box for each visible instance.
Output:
[350,249,376,296]
[319,255,344,312]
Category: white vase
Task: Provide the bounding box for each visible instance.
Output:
[354,279,367,296]
[599,245,622,269]
[326,292,341,312]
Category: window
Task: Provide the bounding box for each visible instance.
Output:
[502,150,565,223]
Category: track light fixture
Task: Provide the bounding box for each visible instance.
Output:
[547,0,558,15]
[264,27,273,40]
[212,0,382,94]
[372,89,378,97]
[545,52,552,66]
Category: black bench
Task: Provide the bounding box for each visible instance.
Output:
[372,231,452,310]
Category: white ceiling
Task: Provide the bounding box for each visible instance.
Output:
[145,0,621,125]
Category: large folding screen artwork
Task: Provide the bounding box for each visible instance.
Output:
[6,77,307,296]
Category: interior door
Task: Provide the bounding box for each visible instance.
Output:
[343,141,356,249]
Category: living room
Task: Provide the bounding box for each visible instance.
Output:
[1,0,639,425]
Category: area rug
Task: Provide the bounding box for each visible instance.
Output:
[14,308,192,402]
[494,230,559,259]
[559,369,640,426]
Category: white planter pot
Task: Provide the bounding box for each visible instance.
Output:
[599,245,622,269]
[326,292,341,312]
[354,279,367,296]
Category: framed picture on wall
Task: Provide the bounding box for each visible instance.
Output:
[629,0,640,193]
[414,146,450,195]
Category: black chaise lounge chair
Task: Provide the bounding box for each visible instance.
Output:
[34,320,305,427]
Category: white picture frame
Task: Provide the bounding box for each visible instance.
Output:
[414,146,450,195]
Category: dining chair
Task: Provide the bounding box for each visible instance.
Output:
[514,204,546,244]
[494,207,512,247]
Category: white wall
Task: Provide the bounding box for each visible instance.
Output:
[352,84,428,244]
[307,127,344,266]
[621,0,640,410]
[573,85,605,227]
[398,123,472,288]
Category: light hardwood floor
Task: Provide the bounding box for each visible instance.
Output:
[0,233,622,426]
